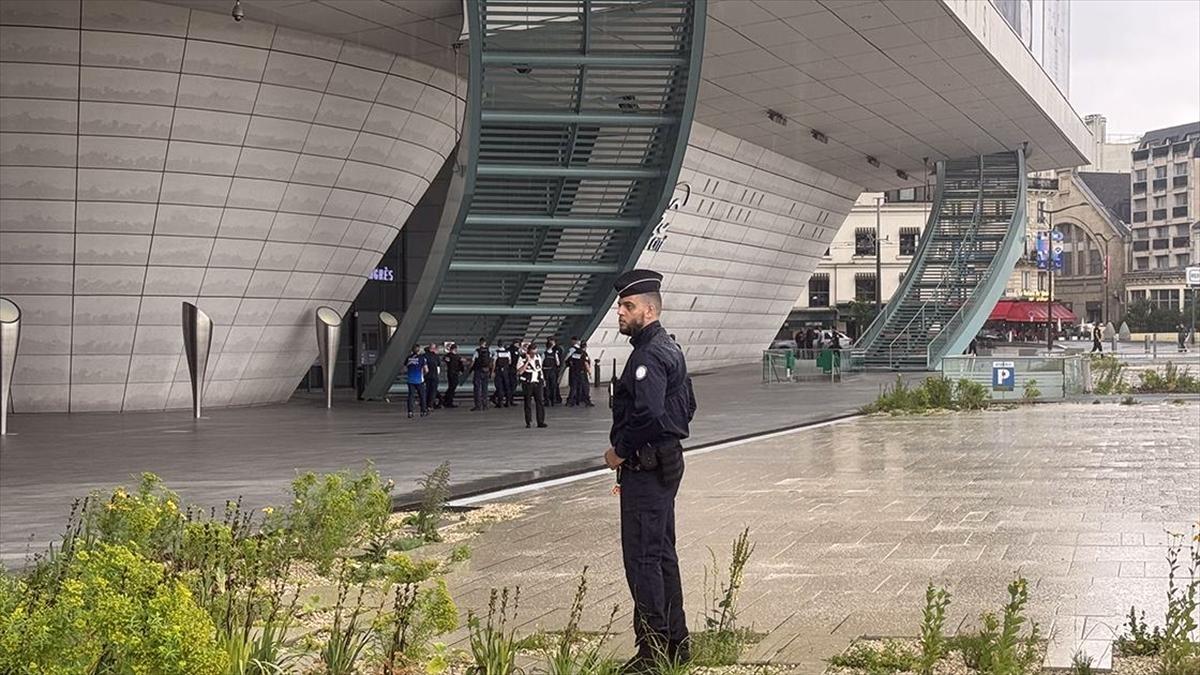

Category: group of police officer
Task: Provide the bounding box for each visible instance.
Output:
[399,334,598,427]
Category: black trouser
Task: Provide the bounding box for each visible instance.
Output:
[406,383,426,415]
[494,369,511,406]
[620,462,687,655]
[1092,339,1103,353]
[424,376,438,409]
[505,369,517,406]
[566,369,579,405]
[522,380,545,427]
[443,373,459,406]
[543,367,559,405]
[472,370,488,409]
[569,370,587,405]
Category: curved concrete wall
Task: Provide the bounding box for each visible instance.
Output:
[0,0,462,412]
[587,123,860,373]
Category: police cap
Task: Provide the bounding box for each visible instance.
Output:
[613,268,662,298]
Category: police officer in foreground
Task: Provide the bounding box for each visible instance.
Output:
[603,269,697,673]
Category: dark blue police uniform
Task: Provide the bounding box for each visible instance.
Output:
[609,270,697,667]
[470,344,491,411]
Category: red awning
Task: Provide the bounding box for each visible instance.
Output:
[988,299,1077,323]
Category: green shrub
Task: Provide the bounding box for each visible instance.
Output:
[1091,355,1130,394]
[413,462,452,542]
[468,587,522,675]
[918,376,955,409]
[1136,362,1200,394]
[1116,606,1163,656]
[1022,378,1041,401]
[955,379,991,410]
[450,544,472,563]
[376,579,460,674]
[919,584,952,674]
[0,542,227,675]
[382,552,442,584]
[827,639,919,672]
[84,472,186,558]
[276,465,393,573]
[949,577,1041,675]
[539,568,619,675]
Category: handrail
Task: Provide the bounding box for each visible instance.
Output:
[855,162,949,350]
[882,157,985,368]
[926,151,1027,367]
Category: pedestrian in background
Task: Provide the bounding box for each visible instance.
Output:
[443,342,463,407]
[494,342,513,407]
[404,344,428,419]
[518,342,548,429]
[422,343,441,411]
[543,337,564,406]
[470,338,491,411]
[566,336,583,406]
[1091,324,1103,353]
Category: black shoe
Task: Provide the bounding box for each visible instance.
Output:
[668,639,691,664]
[537,423,548,428]
[619,655,655,675]
[407,412,414,418]
[525,423,531,428]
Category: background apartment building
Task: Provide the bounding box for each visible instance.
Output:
[1126,122,1200,312]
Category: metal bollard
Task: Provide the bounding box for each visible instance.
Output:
[1153,338,1157,358]
[593,361,601,387]
[1144,335,1150,353]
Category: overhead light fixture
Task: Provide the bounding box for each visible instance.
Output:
[867,156,880,168]
[810,129,828,144]
[231,0,243,21]
[766,109,787,126]
[896,169,909,180]
[514,64,531,74]
[618,94,639,113]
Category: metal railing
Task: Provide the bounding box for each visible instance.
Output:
[940,354,1088,400]
[762,349,860,383]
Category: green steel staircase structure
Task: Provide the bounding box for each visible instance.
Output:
[855,150,1028,371]
[364,0,705,399]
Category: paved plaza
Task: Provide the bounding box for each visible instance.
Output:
[439,401,1199,672]
[0,365,908,562]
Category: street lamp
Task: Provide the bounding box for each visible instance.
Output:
[875,196,883,315]
[1036,201,1088,353]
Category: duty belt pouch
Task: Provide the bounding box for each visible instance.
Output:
[636,445,659,471]
[654,445,684,486]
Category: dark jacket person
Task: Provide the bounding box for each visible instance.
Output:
[604,269,696,672]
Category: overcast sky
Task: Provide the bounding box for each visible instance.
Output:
[1070,0,1200,137]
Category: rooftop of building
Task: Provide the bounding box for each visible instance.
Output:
[1076,171,1132,226]
[1137,121,1200,149]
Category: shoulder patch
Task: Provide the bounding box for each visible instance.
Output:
[635,365,648,380]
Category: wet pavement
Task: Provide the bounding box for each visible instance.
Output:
[441,401,1200,672]
[0,364,911,562]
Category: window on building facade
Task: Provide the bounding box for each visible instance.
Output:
[898,188,915,201]
[1149,289,1180,309]
[1061,251,1073,275]
[1135,228,1150,239]
[808,274,830,307]
[854,228,874,256]
[1176,162,1189,175]
[1134,198,1147,210]
[1155,166,1168,179]
[1177,254,1191,268]
[1178,224,1191,236]
[898,227,918,256]
[854,274,877,302]
[1154,196,1167,208]
[1089,249,1102,275]
[1156,255,1170,268]
[1136,169,1147,181]
[1156,226,1170,238]
[1176,194,1188,207]
[1136,257,1149,270]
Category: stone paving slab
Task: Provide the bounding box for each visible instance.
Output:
[433,401,1198,673]
[0,365,911,562]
